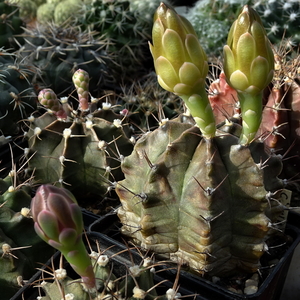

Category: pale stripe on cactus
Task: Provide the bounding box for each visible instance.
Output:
[149,2,216,138]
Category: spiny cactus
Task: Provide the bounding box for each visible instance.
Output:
[0,0,24,49]
[208,39,300,205]
[253,0,300,46]
[0,48,37,136]
[115,73,183,133]
[116,3,287,278]
[24,69,134,200]
[30,184,184,299]
[77,0,155,83]
[16,24,113,96]
[184,0,300,59]
[0,166,54,299]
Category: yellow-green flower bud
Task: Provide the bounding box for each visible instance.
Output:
[223,5,274,96]
[223,5,274,145]
[149,2,216,138]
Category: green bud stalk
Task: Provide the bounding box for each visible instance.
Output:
[223,5,274,145]
[149,2,216,138]
[31,185,96,290]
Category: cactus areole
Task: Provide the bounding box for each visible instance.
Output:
[116,3,285,277]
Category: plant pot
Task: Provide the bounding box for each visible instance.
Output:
[88,210,300,300]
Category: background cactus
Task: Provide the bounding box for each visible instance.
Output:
[16,24,113,96]
[0,0,24,49]
[0,48,37,136]
[116,3,288,279]
[0,168,54,299]
[184,0,300,59]
[24,69,134,201]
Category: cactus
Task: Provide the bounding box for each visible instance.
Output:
[15,24,114,96]
[30,184,184,299]
[32,236,182,299]
[0,167,54,298]
[0,0,24,49]
[77,0,156,83]
[115,72,183,133]
[0,48,37,136]
[116,3,287,278]
[184,0,300,59]
[24,69,134,200]
[208,39,300,205]
[253,0,300,46]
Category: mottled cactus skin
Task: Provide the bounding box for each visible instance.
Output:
[116,115,284,276]
[0,174,54,298]
[25,70,134,199]
[0,49,37,136]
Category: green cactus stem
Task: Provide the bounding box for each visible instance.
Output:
[116,115,285,276]
[25,69,134,199]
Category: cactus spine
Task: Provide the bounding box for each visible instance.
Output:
[25,69,134,199]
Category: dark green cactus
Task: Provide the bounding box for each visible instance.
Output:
[25,69,134,199]
[0,171,54,299]
[0,48,37,136]
[0,0,24,49]
[16,24,113,95]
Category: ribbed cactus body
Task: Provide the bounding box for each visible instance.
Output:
[26,109,133,198]
[0,0,24,49]
[117,116,284,276]
[17,26,112,95]
[0,176,54,298]
[0,50,37,135]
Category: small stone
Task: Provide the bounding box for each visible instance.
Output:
[245,279,258,287]
[244,285,258,295]
[212,276,220,284]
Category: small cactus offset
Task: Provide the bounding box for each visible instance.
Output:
[116,3,287,277]
[25,69,134,199]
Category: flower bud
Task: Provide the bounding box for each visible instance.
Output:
[31,185,95,289]
[149,3,215,138]
[38,89,67,119]
[223,5,274,96]
[223,5,274,145]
